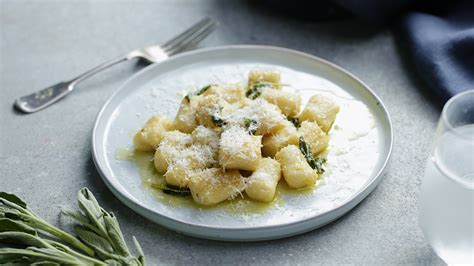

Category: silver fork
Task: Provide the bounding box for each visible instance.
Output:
[14,18,217,113]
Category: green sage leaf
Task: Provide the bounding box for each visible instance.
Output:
[133,236,145,265]
[31,261,61,266]
[60,208,89,225]
[299,137,326,174]
[0,232,48,248]
[0,192,27,209]
[0,218,36,235]
[75,226,113,254]
[78,188,102,222]
[196,84,214,96]
[103,212,129,257]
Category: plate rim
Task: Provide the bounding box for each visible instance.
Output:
[91,44,393,238]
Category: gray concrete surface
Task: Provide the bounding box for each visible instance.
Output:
[1,0,445,265]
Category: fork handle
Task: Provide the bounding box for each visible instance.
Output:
[14,55,129,113]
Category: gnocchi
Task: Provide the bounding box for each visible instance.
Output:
[133,115,173,151]
[218,126,262,171]
[275,145,319,189]
[298,121,329,155]
[260,89,302,117]
[299,94,340,132]
[262,120,299,157]
[133,69,339,205]
[245,158,281,202]
[188,168,246,206]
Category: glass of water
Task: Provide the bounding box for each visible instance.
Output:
[418,90,474,264]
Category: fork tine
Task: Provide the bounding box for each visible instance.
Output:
[164,21,217,55]
[161,18,215,51]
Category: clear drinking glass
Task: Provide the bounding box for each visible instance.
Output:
[418,90,474,264]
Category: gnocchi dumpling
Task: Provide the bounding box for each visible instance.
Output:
[162,144,218,187]
[245,158,281,202]
[164,159,194,187]
[202,83,245,104]
[191,125,220,147]
[260,89,302,117]
[262,121,299,157]
[134,115,173,151]
[275,145,318,189]
[299,95,340,132]
[218,126,262,171]
[195,95,230,128]
[174,96,201,133]
[252,99,287,135]
[298,121,329,155]
[188,168,246,205]
[154,131,193,174]
[248,69,281,87]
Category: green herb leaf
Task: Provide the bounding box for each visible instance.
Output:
[299,137,326,174]
[31,261,61,265]
[61,209,90,225]
[243,118,258,135]
[196,84,214,96]
[245,82,273,100]
[103,213,129,257]
[183,84,215,103]
[313,157,327,175]
[0,231,48,248]
[152,184,191,197]
[211,106,226,127]
[133,236,145,265]
[0,192,27,209]
[0,247,76,264]
[78,189,103,226]
[0,218,36,235]
[211,116,225,127]
[184,94,190,103]
[75,226,114,255]
[105,259,121,266]
[288,117,300,128]
[0,206,21,220]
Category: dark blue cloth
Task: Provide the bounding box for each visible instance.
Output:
[335,0,474,102]
[264,0,474,102]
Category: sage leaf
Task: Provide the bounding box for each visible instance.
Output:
[61,209,90,225]
[61,208,104,237]
[26,247,80,264]
[245,82,274,100]
[0,248,67,263]
[78,188,103,223]
[0,192,27,209]
[104,213,129,257]
[133,236,145,265]
[31,261,61,265]
[299,136,326,174]
[0,206,21,220]
[75,226,113,254]
[105,259,121,266]
[0,232,49,248]
[288,116,301,128]
[196,84,214,96]
[0,218,36,235]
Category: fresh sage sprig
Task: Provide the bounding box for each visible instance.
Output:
[0,188,145,265]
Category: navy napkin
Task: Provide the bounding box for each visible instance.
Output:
[398,2,474,101]
[263,0,474,102]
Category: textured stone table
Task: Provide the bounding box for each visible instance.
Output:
[1,0,445,264]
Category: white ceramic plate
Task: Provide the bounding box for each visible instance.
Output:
[92,45,393,241]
